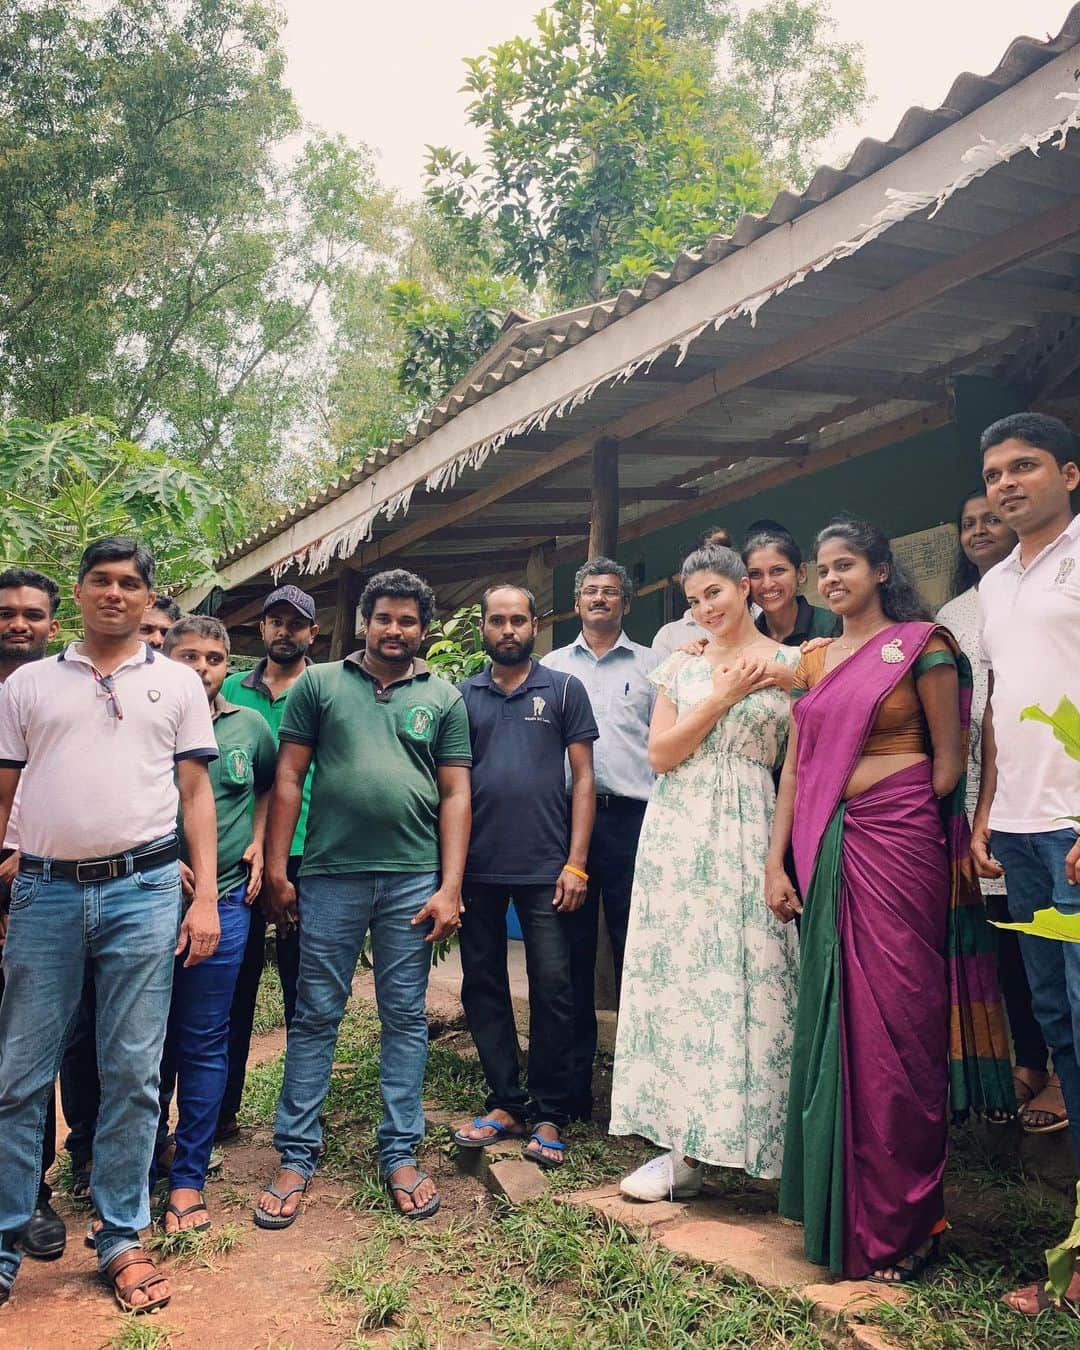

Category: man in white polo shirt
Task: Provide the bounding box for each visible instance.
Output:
[969,413,1080,1318]
[0,537,219,1317]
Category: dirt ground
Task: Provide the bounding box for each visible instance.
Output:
[0,1020,490,1349]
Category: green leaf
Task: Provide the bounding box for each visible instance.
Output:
[1021,698,1080,764]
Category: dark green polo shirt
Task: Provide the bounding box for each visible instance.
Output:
[278,655,471,876]
[221,658,313,855]
[179,698,277,896]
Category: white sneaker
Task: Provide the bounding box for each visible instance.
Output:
[619,1149,703,1202]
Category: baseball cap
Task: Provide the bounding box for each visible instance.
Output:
[262,584,316,623]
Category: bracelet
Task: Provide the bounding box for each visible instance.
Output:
[563,864,589,881]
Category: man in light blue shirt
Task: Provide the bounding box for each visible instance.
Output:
[543,558,659,1120]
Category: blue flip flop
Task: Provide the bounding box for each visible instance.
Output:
[453,1116,527,1149]
[523,1123,567,1171]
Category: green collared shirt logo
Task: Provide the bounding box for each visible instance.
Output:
[403,704,435,742]
[226,747,251,784]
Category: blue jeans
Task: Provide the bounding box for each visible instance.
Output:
[0,854,180,1285]
[273,871,436,1178]
[993,828,1080,1169]
[157,884,251,1191]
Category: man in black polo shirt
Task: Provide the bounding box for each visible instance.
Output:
[454,585,597,1169]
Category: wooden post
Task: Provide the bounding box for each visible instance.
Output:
[328,568,362,660]
[588,437,619,559]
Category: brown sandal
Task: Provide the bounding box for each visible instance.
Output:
[101,1247,171,1315]
[1020,1075,1070,1134]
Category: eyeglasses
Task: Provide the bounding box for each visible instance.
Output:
[91,668,124,721]
[579,586,623,599]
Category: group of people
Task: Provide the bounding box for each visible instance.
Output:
[0,410,1077,1321]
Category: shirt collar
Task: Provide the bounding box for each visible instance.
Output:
[1003,514,1080,574]
[570,630,634,658]
[212,693,241,721]
[59,641,154,672]
[240,654,312,694]
[474,658,550,692]
[345,652,431,686]
[755,595,814,641]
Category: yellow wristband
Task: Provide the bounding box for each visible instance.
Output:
[563,864,589,881]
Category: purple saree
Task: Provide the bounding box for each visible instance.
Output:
[778,622,1012,1278]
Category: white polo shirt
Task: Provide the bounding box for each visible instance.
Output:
[0,642,217,859]
[980,514,1080,833]
[0,674,18,852]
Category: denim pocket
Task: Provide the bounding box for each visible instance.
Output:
[8,874,40,911]
[134,862,180,892]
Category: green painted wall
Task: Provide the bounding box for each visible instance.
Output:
[553,377,1026,647]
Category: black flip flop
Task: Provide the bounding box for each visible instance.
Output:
[386,1169,440,1221]
[252,1179,308,1230]
[161,1200,211,1234]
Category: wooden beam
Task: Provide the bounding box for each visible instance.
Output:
[505,484,700,503]
[550,404,953,567]
[1026,321,1080,402]
[356,196,1080,571]
[589,438,620,558]
[328,569,362,661]
[437,521,584,542]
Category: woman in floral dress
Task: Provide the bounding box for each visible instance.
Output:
[610,545,799,1200]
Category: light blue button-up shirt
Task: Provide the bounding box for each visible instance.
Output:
[542,630,659,801]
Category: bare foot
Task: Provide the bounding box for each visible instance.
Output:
[1003,1269,1080,1315]
[163,1187,210,1233]
[386,1164,437,1215]
[255,1167,307,1221]
[524,1121,565,1166]
[455,1108,526,1143]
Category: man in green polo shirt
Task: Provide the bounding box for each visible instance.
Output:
[216,584,318,1141]
[253,570,471,1228]
[158,616,276,1235]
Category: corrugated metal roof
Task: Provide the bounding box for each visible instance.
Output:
[219,5,1080,568]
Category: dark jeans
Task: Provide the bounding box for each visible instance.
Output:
[566,797,646,1116]
[217,855,301,1128]
[156,885,251,1191]
[993,829,1080,1168]
[460,883,575,1128]
[0,960,54,1205]
[60,971,99,1172]
[987,894,1048,1075]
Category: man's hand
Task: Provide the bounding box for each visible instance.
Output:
[970,812,1004,880]
[1066,835,1080,887]
[412,886,463,943]
[263,870,298,927]
[0,849,19,890]
[176,897,221,968]
[553,867,587,913]
[243,842,264,903]
[179,861,195,900]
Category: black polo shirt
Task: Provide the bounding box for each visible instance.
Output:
[754,594,840,645]
[459,660,598,887]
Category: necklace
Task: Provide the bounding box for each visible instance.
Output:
[707,635,762,663]
[832,625,890,655]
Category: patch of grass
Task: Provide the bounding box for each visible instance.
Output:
[145,1221,245,1269]
[238,1052,285,1126]
[325,1236,415,1330]
[252,961,287,1035]
[101,1319,174,1349]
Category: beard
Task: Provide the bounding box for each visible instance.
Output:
[485,634,535,666]
[266,637,310,665]
[0,637,48,665]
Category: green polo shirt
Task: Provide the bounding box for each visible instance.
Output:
[221,658,313,855]
[179,698,277,896]
[279,655,471,876]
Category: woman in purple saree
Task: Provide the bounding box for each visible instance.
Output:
[766,520,1013,1283]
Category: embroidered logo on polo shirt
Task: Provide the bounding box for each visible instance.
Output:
[147,690,161,702]
[403,705,435,742]
[525,695,550,723]
[226,748,251,784]
[1055,557,1076,585]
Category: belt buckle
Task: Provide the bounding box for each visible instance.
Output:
[75,858,117,884]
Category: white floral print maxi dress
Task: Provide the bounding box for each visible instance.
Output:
[609,648,800,1179]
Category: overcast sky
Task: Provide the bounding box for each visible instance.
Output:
[278,1,1073,197]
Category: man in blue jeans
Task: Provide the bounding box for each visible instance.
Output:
[970,413,1080,1318]
[156,616,276,1233]
[253,569,472,1227]
[0,536,220,1315]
